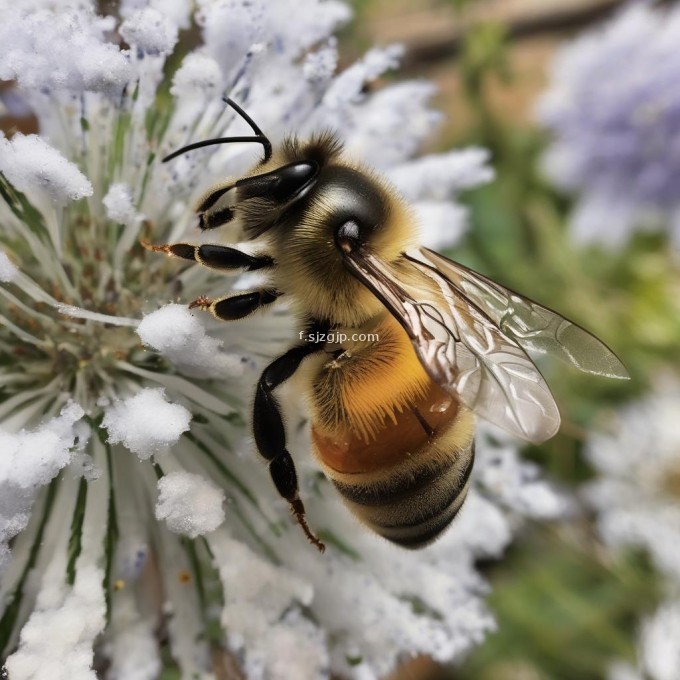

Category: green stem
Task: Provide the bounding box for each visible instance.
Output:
[103,443,120,624]
[66,477,88,585]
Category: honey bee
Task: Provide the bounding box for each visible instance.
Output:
[147,98,628,552]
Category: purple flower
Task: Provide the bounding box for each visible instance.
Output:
[537,3,680,248]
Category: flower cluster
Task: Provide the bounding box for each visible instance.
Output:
[537,3,680,248]
[584,379,680,585]
[607,600,680,680]
[0,1,561,679]
[584,379,680,680]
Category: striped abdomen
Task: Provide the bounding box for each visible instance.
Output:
[309,313,476,548]
[332,438,474,549]
[311,389,476,549]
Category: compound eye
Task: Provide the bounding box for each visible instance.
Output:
[336,220,361,254]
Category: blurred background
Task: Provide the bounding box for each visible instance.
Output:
[3,1,678,679]
[338,1,680,679]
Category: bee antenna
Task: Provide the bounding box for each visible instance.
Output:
[162,97,273,164]
[222,97,273,162]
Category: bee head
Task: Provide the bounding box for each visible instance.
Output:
[320,166,387,255]
[272,160,416,326]
[317,165,415,263]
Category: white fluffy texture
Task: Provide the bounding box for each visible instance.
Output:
[0,7,130,94]
[0,250,19,283]
[255,609,329,680]
[121,0,191,30]
[585,380,680,584]
[155,471,225,537]
[0,0,94,9]
[282,491,500,679]
[341,82,440,167]
[639,601,680,680]
[323,45,402,108]
[388,149,495,201]
[211,533,328,680]
[4,565,106,680]
[0,134,93,203]
[608,601,680,680]
[170,53,223,98]
[387,149,494,250]
[0,403,84,573]
[208,420,565,680]
[68,454,100,481]
[102,388,192,460]
[0,401,84,502]
[103,183,143,226]
[137,304,246,379]
[475,428,567,520]
[303,42,338,85]
[197,0,350,72]
[0,2,527,678]
[106,597,161,680]
[120,8,178,57]
[412,201,469,251]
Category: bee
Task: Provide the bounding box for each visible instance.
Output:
[147,98,628,553]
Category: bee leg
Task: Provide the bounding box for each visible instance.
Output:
[142,241,273,272]
[189,289,281,321]
[253,339,327,553]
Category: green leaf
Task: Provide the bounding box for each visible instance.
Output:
[0,172,50,243]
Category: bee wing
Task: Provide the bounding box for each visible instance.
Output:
[410,247,629,380]
[343,249,561,443]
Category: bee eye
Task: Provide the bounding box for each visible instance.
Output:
[336,220,361,253]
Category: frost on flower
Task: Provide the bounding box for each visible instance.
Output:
[137,304,245,379]
[102,388,192,460]
[103,183,143,227]
[170,53,223,98]
[537,3,680,248]
[584,380,680,584]
[119,8,178,57]
[0,134,93,204]
[0,403,84,569]
[0,250,18,283]
[104,595,161,680]
[155,471,225,538]
[5,566,105,680]
[0,1,531,678]
[0,6,130,94]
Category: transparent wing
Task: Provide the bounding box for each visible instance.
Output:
[342,249,561,443]
[410,248,629,379]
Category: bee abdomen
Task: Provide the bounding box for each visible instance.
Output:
[332,442,475,549]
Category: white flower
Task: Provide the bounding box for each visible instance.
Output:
[584,379,680,584]
[0,2,537,679]
[607,600,680,680]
